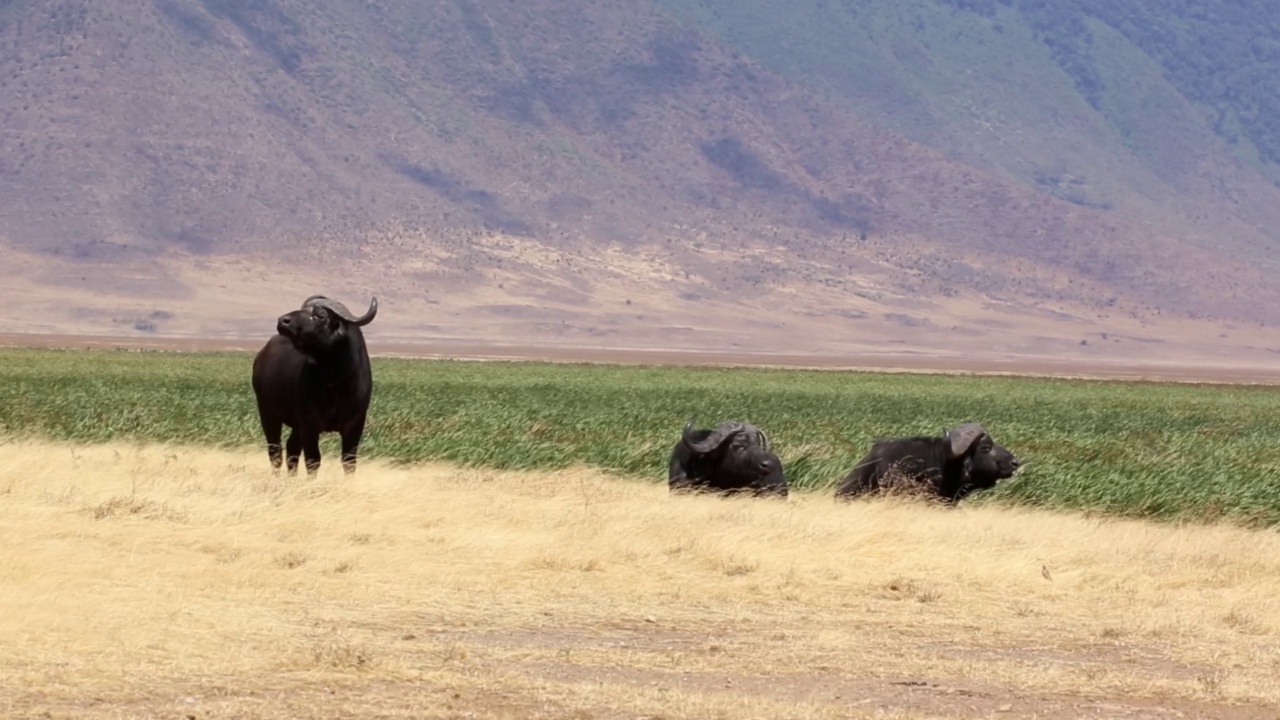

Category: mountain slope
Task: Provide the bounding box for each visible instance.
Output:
[3,0,1280,363]
[658,0,1280,267]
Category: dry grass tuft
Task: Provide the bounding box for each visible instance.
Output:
[1,438,1278,719]
[86,494,190,522]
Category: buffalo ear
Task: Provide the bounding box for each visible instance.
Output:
[945,423,987,459]
[323,308,347,337]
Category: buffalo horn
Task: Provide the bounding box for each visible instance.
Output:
[303,295,379,327]
[945,422,988,458]
[681,416,696,440]
[683,417,745,454]
[752,426,771,452]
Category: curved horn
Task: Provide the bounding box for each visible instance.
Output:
[681,416,697,444]
[945,422,988,459]
[303,295,378,326]
[747,424,771,452]
[683,418,744,454]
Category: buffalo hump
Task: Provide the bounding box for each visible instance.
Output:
[835,423,1021,503]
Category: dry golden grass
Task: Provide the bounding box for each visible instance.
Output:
[2,438,1279,719]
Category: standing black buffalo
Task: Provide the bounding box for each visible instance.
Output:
[668,417,788,497]
[834,422,1021,503]
[251,294,378,477]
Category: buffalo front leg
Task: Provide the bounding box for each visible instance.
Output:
[668,467,699,494]
[285,430,301,477]
[301,431,322,478]
[754,480,789,498]
[340,418,366,476]
[259,415,284,475]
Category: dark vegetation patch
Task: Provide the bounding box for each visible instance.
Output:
[699,135,873,234]
[155,0,218,44]
[385,157,535,237]
[199,0,310,74]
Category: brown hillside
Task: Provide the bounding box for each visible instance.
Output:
[3,0,1280,362]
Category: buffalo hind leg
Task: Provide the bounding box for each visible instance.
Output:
[340,418,366,476]
[285,430,301,477]
[260,414,284,475]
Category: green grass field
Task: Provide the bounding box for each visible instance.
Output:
[2,347,1279,527]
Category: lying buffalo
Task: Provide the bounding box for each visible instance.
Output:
[834,422,1021,503]
[251,294,378,477]
[668,417,788,497]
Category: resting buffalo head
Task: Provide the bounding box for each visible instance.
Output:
[276,295,378,356]
[682,417,778,480]
[944,422,1021,490]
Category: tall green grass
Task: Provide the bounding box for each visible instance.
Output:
[2,348,1279,526]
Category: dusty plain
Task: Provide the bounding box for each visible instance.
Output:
[2,331,1280,386]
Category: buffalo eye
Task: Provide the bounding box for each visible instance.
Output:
[315,308,339,329]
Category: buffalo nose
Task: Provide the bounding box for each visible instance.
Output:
[758,458,773,472]
[1011,456,1021,469]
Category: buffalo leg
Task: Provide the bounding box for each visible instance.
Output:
[754,480,788,498]
[668,458,698,494]
[833,459,878,501]
[668,475,697,494]
[340,418,366,476]
[302,432,322,478]
[285,430,301,476]
[259,414,284,475]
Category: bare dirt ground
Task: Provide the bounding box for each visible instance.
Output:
[9,240,1280,386]
[1,440,1277,719]
[3,331,1280,385]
